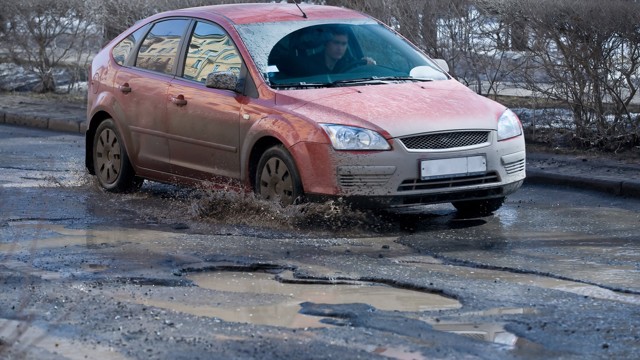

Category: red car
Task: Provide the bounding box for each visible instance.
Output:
[86,3,526,215]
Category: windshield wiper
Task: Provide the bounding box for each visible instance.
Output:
[327,76,433,87]
[271,82,327,89]
[368,76,434,82]
[272,77,433,89]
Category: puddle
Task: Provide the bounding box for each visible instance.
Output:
[429,320,544,352]
[431,321,517,345]
[0,168,87,188]
[0,223,178,252]
[123,271,460,329]
[419,308,545,352]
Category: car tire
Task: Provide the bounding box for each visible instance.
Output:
[93,119,142,192]
[452,197,505,217]
[255,145,303,206]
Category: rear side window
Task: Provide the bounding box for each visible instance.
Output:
[112,25,149,66]
[135,19,189,75]
[182,21,242,83]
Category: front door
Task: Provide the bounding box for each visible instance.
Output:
[166,21,244,180]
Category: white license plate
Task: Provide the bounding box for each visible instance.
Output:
[420,156,486,180]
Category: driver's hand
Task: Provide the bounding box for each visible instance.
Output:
[362,57,376,65]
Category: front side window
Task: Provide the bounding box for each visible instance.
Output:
[112,25,150,66]
[135,19,189,75]
[182,21,242,83]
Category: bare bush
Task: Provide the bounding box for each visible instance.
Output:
[494,0,640,150]
[2,0,639,150]
[1,0,101,93]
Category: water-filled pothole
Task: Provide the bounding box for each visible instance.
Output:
[421,309,546,352]
[146,271,461,328]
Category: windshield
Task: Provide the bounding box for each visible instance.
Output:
[235,20,448,88]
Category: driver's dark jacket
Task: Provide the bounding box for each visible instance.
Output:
[301,52,355,75]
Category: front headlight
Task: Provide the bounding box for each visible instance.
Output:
[497,109,523,141]
[320,124,390,150]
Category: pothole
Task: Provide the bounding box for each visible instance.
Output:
[421,309,545,351]
[129,270,461,329]
[0,224,135,251]
[428,320,545,352]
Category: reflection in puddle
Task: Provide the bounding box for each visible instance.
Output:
[422,308,544,350]
[192,271,461,311]
[431,322,517,346]
[126,271,461,329]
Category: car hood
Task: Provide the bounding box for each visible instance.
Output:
[275,80,506,138]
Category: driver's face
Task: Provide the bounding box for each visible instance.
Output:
[325,34,348,61]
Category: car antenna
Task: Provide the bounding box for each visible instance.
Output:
[292,0,307,18]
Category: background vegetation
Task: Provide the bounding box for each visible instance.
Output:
[1,0,639,151]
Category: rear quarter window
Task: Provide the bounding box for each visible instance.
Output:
[112,25,150,66]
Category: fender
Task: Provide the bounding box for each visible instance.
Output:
[239,112,329,185]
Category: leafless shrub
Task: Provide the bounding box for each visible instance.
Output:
[1,0,101,93]
[496,0,640,150]
[2,0,639,150]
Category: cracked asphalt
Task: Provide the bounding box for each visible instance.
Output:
[1,96,640,359]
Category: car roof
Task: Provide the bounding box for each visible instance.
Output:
[170,3,370,25]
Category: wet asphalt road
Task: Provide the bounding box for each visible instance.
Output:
[0,124,639,359]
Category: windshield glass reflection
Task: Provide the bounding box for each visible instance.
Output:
[236,20,448,88]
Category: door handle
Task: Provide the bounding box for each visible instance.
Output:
[171,94,188,107]
[119,83,132,94]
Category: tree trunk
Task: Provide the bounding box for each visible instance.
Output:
[33,71,56,93]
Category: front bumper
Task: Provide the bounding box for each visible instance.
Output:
[292,131,526,208]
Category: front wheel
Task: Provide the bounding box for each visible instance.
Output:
[452,197,505,217]
[255,146,303,206]
[93,119,142,192]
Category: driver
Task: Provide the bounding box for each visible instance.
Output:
[305,27,376,75]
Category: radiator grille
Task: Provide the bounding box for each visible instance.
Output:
[400,131,490,150]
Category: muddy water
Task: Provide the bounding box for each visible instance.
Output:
[190,186,378,232]
[0,224,175,252]
[136,271,461,328]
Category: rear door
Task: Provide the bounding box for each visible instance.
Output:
[113,18,190,175]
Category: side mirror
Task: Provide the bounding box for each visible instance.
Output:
[433,59,450,73]
[205,71,239,92]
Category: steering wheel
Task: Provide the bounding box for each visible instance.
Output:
[341,59,368,72]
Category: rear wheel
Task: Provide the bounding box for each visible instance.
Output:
[255,146,303,206]
[93,119,142,192]
[452,197,505,217]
